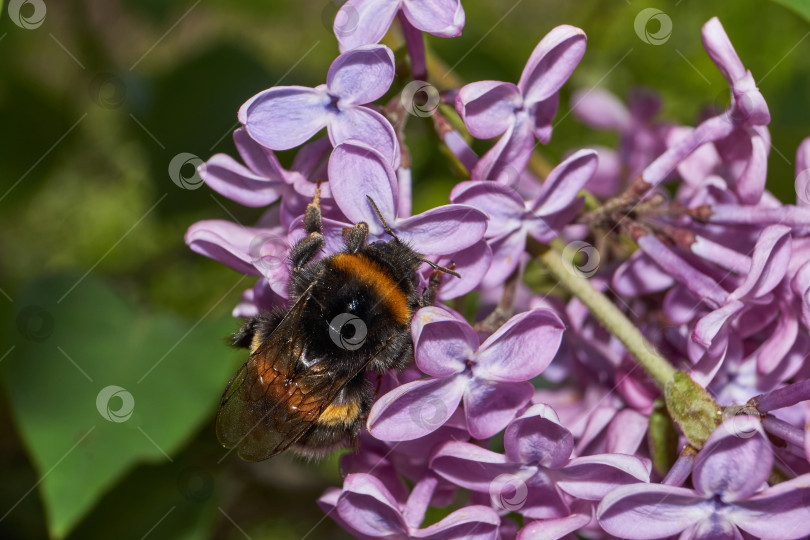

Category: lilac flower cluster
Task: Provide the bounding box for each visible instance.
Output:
[187,5,810,539]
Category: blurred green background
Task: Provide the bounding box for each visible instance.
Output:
[1,0,809,538]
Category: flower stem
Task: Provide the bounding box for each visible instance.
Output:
[529,237,675,389]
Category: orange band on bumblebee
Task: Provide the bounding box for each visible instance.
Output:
[331,253,411,326]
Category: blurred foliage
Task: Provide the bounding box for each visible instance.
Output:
[1,0,809,538]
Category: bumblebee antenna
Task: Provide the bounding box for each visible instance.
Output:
[366,196,399,240]
[419,259,461,278]
[366,195,461,279]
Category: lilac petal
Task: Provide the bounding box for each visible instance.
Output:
[642,114,735,189]
[680,518,742,540]
[291,136,332,181]
[480,230,527,290]
[795,137,810,207]
[429,440,519,492]
[337,473,408,537]
[734,130,768,204]
[200,154,286,207]
[330,106,401,168]
[730,225,791,300]
[341,446,410,506]
[395,204,488,255]
[504,404,573,468]
[612,251,675,297]
[410,305,468,340]
[464,379,534,439]
[586,145,622,198]
[529,93,559,144]
[328,139,398,235]
[335,0,400,53]
[413,309,477,377]
[756,306,799,374]
[472,111,536,183]
[450,180,525,237]
[233,127,289,179]
[403,474,438,530]
[319,488,365,539]
[413,506,500,540]
[518,25,587,105]
[605,408,649,455]
[692,416,771,500]
[233,287,258,319]
[636,234,728,308]
[730,473,810,539]
[516,511,591,540]
[574,405,617,456]
[570,88,631,131]
[530,149,597,216]
[475,309,565,382]
[367,375,467,441]
[327,45,395,105]
[401,0,464,38]
[693,300,743,349]
[557,454,650,500]
[185,220,263,275]
[432,241,493,300]
[701,18,745,85]
[597,483,710,539]
[456,81,522,139]
[241,86,330,150]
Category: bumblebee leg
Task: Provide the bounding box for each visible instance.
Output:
[344,222,369,254]
[420,267,446,307]
[290,185,325,272]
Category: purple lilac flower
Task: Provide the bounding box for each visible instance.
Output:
[181,7,810,539]
[334,0,464,53]
[326,138,489,262]
[199,132,340,225]
[597,416,810,540]
[240,44,401,167]
[430,404,650,520]
[642,17,770,203]
[319,473,500,539]
[631,224,794,385]
[367,306,564,440]
[456,25,587,183]
[450,149,597,287]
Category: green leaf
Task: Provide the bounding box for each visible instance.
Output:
[770,0,810,24]
[664,371,722,450]
[5,274,241,538]
[68,455,219,540]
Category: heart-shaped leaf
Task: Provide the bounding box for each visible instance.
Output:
[4,274,242,538]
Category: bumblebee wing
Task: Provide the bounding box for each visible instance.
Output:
[215,286,345,461]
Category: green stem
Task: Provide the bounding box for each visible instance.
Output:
[528,237,675,390]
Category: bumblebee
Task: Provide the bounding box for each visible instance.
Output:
[216,189,456,461]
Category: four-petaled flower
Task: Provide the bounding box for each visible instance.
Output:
[335,0,464,52]
[598,416,810,540]
[451,149,597,287]
[240,44,401,167]
[319,473,501,539]
[430,404,651,519]
[368,306,565,440]
[456,25,587,183]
